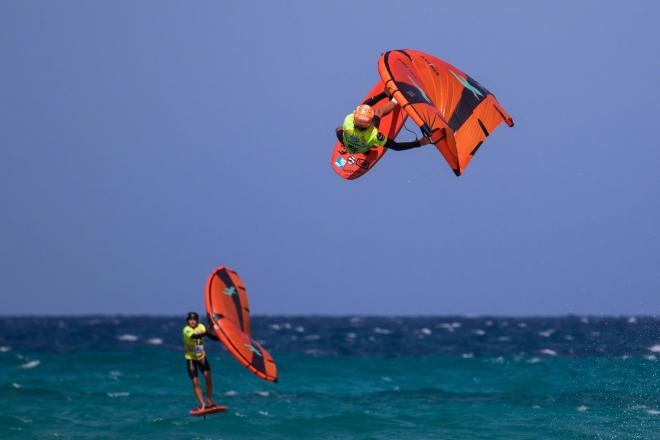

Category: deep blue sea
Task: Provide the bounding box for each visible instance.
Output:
[1,316,658,439]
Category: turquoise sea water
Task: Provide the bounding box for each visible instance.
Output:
[1,317,658,439]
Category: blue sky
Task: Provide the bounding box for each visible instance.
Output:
[1,1,659,315]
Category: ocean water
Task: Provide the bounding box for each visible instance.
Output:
[1,316,658,439]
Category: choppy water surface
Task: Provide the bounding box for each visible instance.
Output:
[1,316,658,439]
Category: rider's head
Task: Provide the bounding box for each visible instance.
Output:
[186,311,199,327]
[353,104,374,129]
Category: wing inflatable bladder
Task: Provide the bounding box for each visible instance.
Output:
[205,266,278,382]
[378,50,514,176]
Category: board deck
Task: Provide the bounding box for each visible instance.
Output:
[189,405,228,417]
[331,83,408,180]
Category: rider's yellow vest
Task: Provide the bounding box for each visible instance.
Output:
[342,114,387,154]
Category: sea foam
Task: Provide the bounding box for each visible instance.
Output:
[20,360,41,369]
[648,344,660,353]
[539,349,558,356]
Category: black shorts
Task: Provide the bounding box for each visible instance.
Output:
[186,358,211,379]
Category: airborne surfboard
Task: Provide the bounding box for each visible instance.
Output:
[331,83,408,180]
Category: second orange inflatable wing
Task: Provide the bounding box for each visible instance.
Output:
[205,266,278,382]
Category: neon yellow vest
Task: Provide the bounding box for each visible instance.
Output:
[183,323,207,361]
[342,114,387,154]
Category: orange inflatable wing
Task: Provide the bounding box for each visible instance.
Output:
[378,50,513,176]
[205,266,278,382]
[331,82,408,180]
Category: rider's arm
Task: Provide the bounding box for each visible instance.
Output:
[383,136,430,151]
[335,127,344,144]
[335,127,344,145]
[205,327,220,341]
[362,91,388,106]
[189,327,219,341]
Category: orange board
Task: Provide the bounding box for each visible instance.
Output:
[331,82,408,180]
[189,405,228,417]
[205,266,278,382]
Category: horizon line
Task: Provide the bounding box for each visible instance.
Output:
[0,313,657,319]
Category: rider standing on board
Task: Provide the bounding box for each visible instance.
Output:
[183,312,220,411]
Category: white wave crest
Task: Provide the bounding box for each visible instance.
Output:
[20,360,40,369]
[146,338,163,345]
[539,349,558,356]
[117,334,138,342]
[438,322,462,332]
